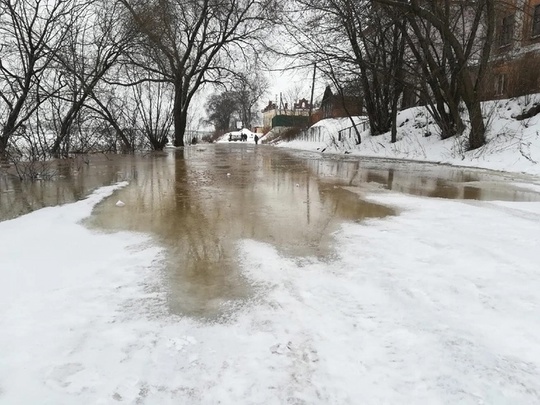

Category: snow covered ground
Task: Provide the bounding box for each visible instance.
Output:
[279,94,540,176]
[2,96,540,403]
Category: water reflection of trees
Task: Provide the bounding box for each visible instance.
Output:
[86,150,251,317]
[0,157,130,221]
[303,158,495,200]
[86,146,397,318]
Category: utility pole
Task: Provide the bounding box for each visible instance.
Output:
[308,62,317,125]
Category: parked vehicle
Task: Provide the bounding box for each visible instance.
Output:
[228,132,243,141]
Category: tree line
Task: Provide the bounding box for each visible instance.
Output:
[0,0,278,163]
[0,0,516,166]
[286,0,503,150]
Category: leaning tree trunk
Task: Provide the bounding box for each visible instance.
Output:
[51,93,92,158]
[90,95,134,152]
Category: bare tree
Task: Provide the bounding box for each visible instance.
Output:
[288,0,406,139]
[284,82,309,110]
[0,0,79,161]
[48,0,135,157]
[376,0,495,150]
[85,88,137,152]
[205,70,267,135]
[131,78,174,150]
[117,0,279,147]
[399,14,465,140]
[232,71,268,129]
[206,91,239,133]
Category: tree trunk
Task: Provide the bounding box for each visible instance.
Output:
[0,136,8,163]
[466,99,486,150]
[1,59,36,160]
[105,119,133,152]
[115,130,133,153]
[51,115,76,158]
[148,131,169,151]
[150,138,165,151]
[173,109,187,147]
[461,68,486,150]
[390,94,399,143]
[90,95,134,152]
[173,84,186,147]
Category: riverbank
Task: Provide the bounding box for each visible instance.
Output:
[276,94,540,176]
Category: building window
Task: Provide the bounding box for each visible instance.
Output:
[533,5,540,37]
[499,14,514,47]
[495,74,507,96]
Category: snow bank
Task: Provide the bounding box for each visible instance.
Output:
[233,190,540,403]
[277,94,540,175]
[0,183,166,404]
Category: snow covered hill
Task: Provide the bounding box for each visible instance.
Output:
[278,94,540,176]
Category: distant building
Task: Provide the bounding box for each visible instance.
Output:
[261,98,313,131]
[262,100,278,129]
[482,0,540,99]
[312,86,364,124]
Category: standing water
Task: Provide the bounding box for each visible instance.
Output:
[2,144,540,318]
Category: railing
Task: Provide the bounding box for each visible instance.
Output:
[293,118,369,144]
[337,119,369,143]
[296,126,325,143]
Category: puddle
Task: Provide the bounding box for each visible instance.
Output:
[87,147,393,318]
[3,145,540,318]
[0,155,141,221]
[309,156,540,201]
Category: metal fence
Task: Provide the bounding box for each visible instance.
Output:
[296,126,325,142]
[337,119,369,143]
[293,118,369,144]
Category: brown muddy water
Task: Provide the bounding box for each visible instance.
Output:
[2,144,540,317]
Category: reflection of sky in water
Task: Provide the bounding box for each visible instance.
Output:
[3,146,540,318]
[310,156,540,202]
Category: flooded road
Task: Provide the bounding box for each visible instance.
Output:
[87,146,395,318]
[2,144,540,317]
